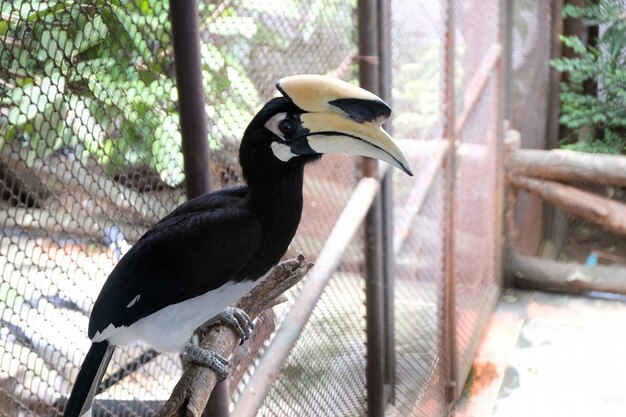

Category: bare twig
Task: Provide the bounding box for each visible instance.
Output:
[155,255,313,417]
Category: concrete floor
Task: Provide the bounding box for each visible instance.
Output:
[455,289,626,417]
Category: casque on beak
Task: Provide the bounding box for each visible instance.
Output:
[275,74,413,176]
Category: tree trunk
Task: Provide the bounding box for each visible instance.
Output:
[510,176,626,235]
[506,252,626,295]
[511,148,626,186]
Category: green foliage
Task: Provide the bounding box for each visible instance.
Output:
[550,0,626,154]
[392,43,442,140]
[0,2,237,186]
[1,0,357,186]
[1,0,186,184]
[0,0,272,186]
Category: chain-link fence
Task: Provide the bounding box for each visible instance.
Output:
[0,0,550,416]
[508,0,553,254]
[452,0,503,397]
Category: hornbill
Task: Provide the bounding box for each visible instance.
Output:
[62,74,413,417]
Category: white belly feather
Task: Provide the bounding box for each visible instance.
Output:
[91,279,258,352]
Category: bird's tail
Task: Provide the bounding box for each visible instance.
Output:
[63,341,115,417]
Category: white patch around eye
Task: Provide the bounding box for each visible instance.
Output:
[264,112,288,140]
[271,142,296,162]
[127,294,141,308]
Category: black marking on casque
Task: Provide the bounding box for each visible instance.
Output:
[275,82,289,103]
[329,98,391,123]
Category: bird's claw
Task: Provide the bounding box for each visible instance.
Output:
[217,306,254,345]
[183,342,230,381]
[183,307,253,381]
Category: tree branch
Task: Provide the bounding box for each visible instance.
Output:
[510,175,626,236]
[155,255,313,417]
[511,148,626,187]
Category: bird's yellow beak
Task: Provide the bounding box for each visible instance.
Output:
[276,74,413,176]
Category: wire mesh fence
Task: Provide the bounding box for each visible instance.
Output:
[0,0,537,415]
[390,0,446,142]
[1,1,184,416]
[451,0,503,389]
[257,245,368,417]
[508,0,553,254]
[392,158,447,417]
[388,2,448,411]
[453,76,501,388]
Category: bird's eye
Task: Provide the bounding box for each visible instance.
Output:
[278,119,296,137]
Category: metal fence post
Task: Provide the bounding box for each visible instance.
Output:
[443,0,460,406]
[171,0,212,198]
[170,1,226,416]
[495,0,509,294]
[377,0,396,404]
[358,0,390,416]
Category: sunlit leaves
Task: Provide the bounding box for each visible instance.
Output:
[550,0,626,154]
[1,0,182,184]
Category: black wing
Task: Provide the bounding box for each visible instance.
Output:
[153,185,248,226]
[88,196,261,339]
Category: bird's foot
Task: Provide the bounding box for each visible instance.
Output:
[220,306,254,343]
[210,307,254,345]
[183,342,230,381]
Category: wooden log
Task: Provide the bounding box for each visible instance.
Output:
[511,148,626,186]
[510,176,626,235]
[506,252,626,295]
[155,256,313,417]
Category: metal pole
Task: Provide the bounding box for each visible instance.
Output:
[443,0,459,406]
[494,0,509,293]
[503,0,515,123]
[358,0,387,416]
[171,0,212,199]
[170,1,224,416]
[544,0,564,241]
[377,0,396,404]
[364,195,386,417]
[546,0,564,145]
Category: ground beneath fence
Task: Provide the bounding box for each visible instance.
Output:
[455,289,626,417]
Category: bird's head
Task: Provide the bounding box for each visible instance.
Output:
[240,74,413,183]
